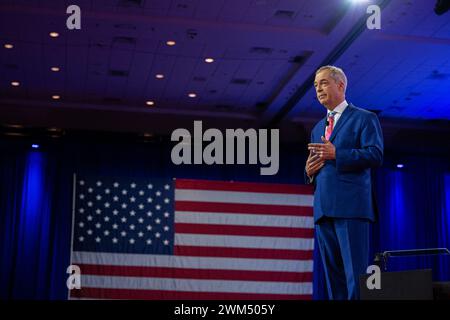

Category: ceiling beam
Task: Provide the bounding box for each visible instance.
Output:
[267,0,392,126]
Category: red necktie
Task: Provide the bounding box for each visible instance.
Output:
[325,112,336,140]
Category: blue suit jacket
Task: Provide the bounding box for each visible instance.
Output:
[306,104,384,223]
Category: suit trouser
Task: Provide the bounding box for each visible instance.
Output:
[315,217,370,300]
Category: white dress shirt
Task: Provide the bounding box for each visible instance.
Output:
[324,100,348,137]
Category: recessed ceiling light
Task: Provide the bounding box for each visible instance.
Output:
[52,95,61,100]
[4,124,24,129]
[11,81,20,87]
[146,100,155,106]
[51,66,60,72]
[4,43,13,49]
[204,58,214,63]
[188,93,197,98]
[49,32,59,38]
[166,40,176,46]
[155,74,164,79]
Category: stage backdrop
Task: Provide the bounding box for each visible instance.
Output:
[0,139,449,300]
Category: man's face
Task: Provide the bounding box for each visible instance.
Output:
[314,70,345,109]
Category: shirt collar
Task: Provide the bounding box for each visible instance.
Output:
[328,100,348,115]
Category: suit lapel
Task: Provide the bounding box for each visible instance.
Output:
[318,116,327,142]
[329,104,354,142]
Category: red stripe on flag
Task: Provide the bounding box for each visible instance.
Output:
[176,179,314,195]
[175,223,314,238]
[174,245,313,260]
[175,201,313,216]
[71,287,312,300]
[76,264,313,282]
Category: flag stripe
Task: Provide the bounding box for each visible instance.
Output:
[176,201,313,216]
[78,274,313,295]
[176,179,314,195]
[174,233,313,250]
[174,246,313,260]
[71,252,313,272]
[175,189,313,206]
[71,287,312,300]
[175,223,315,238]
[174,211,314,228]
[76,264,313,282]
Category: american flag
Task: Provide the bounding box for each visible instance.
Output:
[70,176,314,300]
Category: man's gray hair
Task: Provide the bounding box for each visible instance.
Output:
[316,65,347,92]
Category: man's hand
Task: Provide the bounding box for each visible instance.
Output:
[305,150,325,178]
[308,136,336,160]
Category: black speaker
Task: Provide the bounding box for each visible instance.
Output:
[359,269,433,300]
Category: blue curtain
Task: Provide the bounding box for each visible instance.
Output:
[1,140,449,300]
[371,156,450,281]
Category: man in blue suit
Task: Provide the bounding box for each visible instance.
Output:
[305,65,383,300]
